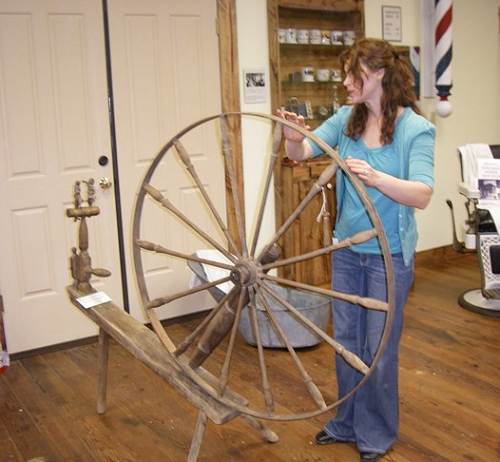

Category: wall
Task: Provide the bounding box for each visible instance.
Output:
[421,0,500,251]
[235,0,275,252]
[236,0,500,252]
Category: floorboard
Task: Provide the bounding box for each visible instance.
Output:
[1,253,499,461]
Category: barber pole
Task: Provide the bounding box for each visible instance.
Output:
[434,0,453,117]
[410,46,421,100]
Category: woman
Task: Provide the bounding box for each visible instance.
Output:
[279,38,435,462]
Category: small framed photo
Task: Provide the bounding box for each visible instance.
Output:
[243,69,266,104]
[382,5,402,42]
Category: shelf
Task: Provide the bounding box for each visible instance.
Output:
[281,80,343,87]
[281,156,332,168]
[279,43,347,56]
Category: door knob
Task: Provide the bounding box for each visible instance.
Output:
[99,177,113,190]
[98,155,109,166]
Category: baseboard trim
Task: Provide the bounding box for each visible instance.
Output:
[415,244,470,266]
[10,335,99,361]
[9,310,208,361]
[9,245,468,361]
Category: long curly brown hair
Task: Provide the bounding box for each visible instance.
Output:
[340,38,421,145]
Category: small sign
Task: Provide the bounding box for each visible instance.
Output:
[77,291,112,309]
[382,5,402,42]
[243,69,267,104]
[478,158,500,201]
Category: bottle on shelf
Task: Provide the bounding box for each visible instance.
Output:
[332,84,341,115]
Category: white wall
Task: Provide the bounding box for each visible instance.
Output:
[236,0,500,252]
[419,0,500,251]
[235,0,275,253]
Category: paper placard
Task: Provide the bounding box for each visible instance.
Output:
[477,158,500,201]
[382,6,402,42]
[76,291,112,309]
[243,68,266,104]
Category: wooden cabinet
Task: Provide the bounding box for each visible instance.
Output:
[267,0,364,286]
[280,157,336,287]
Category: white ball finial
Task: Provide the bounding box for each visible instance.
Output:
[436,98,452,118]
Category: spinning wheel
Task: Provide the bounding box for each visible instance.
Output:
[132,112,395,423]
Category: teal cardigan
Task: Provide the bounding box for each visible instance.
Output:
[310,106,435,266]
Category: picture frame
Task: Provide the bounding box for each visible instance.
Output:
[382,5,402,42]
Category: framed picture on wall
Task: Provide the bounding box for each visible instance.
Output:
[382,5,402,42]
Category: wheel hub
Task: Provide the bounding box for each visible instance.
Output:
[230,259,259,287]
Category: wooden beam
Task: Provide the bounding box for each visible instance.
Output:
[67,286,239,425]
[217,0,245,252]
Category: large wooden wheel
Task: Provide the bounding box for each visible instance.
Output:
[132,112,395,422]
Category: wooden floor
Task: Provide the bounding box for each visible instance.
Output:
[1,251,499,462]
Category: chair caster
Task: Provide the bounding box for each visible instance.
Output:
[458,289,500,317]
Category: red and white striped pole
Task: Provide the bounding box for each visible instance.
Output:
[434,0,453,117]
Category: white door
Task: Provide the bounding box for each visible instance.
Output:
[0,0,123,353]
[108,0,226,322]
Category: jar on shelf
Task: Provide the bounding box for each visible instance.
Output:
[331,68,343,82]
[343,30,356,46]
[316,68,330,82]
[310,29,321,44]
[278,28,287,43]
[301,66,315,82]
[330,30,343,45]
[286,28,297,44]
[321,30,331,45]
[297,29,309,44]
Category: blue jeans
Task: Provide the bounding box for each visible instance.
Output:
[324,248,414,454]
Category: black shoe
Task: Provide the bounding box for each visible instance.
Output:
[360,452,383,462]
[315,430,344,445]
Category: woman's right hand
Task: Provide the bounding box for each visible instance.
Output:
[277,109,310,143]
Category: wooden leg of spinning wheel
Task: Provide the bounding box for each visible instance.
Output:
[97,328,110,415]
[187,410,208,462]
[240,414,279,443]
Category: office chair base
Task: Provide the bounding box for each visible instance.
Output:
[458,289,500,317]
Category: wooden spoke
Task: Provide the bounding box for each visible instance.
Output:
[248,287,274,413]
[218,288,247,397]
[262,274,388,312]
[258,281,369,375]
[147,276,232,309]
[137,239,234,271]
[131,111,396,421]
[143,184,237,263]
[249,122,282,257]
[255,286,327,411]
[174,288,238,357]
[173,139,240,257]
[256,162,337,262]
[220,115,248,257]
[261,229,378,271]
[148,309,176,353]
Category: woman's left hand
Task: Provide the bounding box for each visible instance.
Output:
[345,156,381,188]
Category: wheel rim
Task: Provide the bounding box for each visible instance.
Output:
[132,112,395,421]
